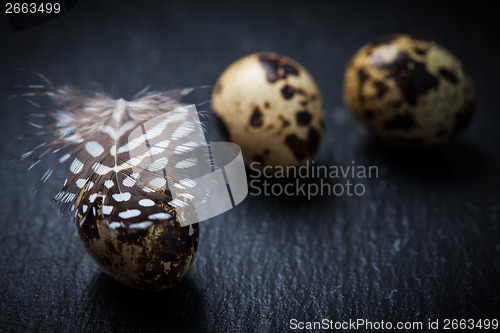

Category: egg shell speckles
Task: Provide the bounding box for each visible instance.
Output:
[212,52,325,168]
[76,196,199,291]
[344,34,477,147]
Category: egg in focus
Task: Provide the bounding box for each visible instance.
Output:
[211,52,325,170]
[344,34,476,147]
[75,190,199,291]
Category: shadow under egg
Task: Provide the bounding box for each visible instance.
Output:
[356,133,485,185]
[84,272,207,332]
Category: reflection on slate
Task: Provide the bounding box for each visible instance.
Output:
[0,1,499,332]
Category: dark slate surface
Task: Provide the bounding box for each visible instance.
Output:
[1,1,499,332]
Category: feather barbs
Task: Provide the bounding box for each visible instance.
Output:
[14,78,210,230]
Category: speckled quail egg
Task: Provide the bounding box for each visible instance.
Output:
[76,190,199,291]
[212,52,325,169]
[344,34,476,147]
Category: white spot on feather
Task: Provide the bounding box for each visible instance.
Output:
[28,160,40,170]
[138,199,155,207]
[112,192,131,202]
[88,193,98,202]
[41,169,53,183]
[169,199,188,207]
[119,209,141,219]
[149,145,167,156]
[92,162,112,175]
[148,213,171,220]
[85,141,104,157]
[118,121,137,136]
[70,158,83,174]
[120,119,170,154]
[144,118,171,141]
[21,151,33,160]
[117,143,130,154]
[171,121,195,140]
[122,175,136,187]
[180,193,195,200]
[179,178,196,188]
[102,205,113,215]
[104,180,114,188]
[76,178,87,188]
[129,221,153,229]
[154,139,170,149]
[147,157,168,172]
[109,221,125,229]
[175,158,197,169]
[174,183,186,190]
[64,193,76,203]
[65,134,83,143]
[149,177,166,188]
[101,125,118,140]
[174,141,199,154]
[59,153,71,163]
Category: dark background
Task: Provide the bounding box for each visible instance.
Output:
[1,1,499,332]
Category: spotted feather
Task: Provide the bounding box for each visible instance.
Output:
[13,74,210,230]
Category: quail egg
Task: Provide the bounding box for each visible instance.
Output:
[344,34,476,147]
[76,191,199,291]
[212,52,325,169]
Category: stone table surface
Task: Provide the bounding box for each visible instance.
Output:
[1,1,499,332]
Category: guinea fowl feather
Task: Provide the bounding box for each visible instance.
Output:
[14,79,208,230]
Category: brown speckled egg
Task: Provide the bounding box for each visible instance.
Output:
[344,34,476,147]
[75,191,198,291]
[212,52,325,168]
